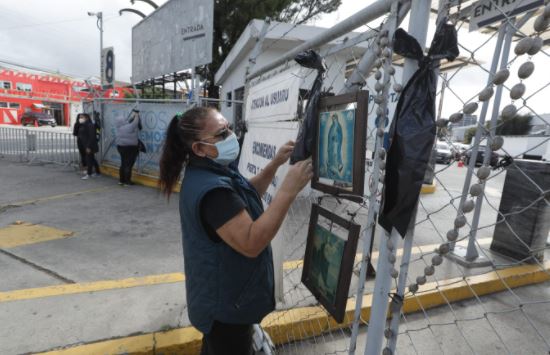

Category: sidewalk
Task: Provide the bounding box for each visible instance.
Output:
[1,159,549,355]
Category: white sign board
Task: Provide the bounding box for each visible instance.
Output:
[132,0,213,83]
[245,68,301,123]
[237,120,311,302]
[469,0,544,31]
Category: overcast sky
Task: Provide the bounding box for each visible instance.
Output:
[1,0,547,117]
[0,0,356,82]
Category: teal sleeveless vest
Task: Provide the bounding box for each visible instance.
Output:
[179,157,275,333]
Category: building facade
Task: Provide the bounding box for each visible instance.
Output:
[0,67,132,127]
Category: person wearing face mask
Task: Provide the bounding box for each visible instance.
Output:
[159,107,313,355]
[73,113,88,174]
[78,113,100,179]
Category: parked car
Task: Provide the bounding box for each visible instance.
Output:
[465,145,499,167]
[20,112,57,127]
[435,141,453,164]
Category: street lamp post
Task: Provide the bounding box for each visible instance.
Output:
[88,11,104,86]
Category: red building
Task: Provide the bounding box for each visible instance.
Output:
[0,66,132,127]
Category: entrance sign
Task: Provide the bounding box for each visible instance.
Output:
[245,68,301,123]
[469,0,544,31]
[132,0,213,83]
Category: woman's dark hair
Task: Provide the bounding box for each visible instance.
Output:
[159,106,216,197]
[79,113,91,120]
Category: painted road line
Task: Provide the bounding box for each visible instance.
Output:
[0,222,74,249]
[0,238,492,303]
[0,273,185,303]
[35,261,550,355]
[0,186,113,210]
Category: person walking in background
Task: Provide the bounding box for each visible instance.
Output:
[78,113,100,180]
[115,109,141,186]
[73,113,87,174]
[159,107,312,355]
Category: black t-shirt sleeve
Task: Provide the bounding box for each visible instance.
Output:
[200,188,247,243]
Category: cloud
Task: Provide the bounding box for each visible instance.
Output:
[0,0,167,82]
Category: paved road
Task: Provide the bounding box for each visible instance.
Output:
[1,158,548,355]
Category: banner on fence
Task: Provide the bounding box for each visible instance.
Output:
[245,67,301,123]
[100,102,188,174]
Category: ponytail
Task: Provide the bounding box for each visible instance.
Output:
[158,107,215,197]
[159,116,187,196]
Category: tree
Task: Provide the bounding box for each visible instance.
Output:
[123,87,174,100]
[495,114,532,136]
[463,114,533,144]
[203,0,341,98]
[464,127,477,144]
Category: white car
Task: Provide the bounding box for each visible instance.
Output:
[435,142,453,164]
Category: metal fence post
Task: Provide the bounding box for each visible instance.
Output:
[363,1,431,354]
[348,2,401,354]
[447,23,506,254]
[448,10,535,267]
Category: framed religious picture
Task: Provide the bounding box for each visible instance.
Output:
[312,90,368,202]
[301,204,360,323]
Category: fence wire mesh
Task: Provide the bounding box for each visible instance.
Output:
[1,1,549,354]
[241,1,550,354]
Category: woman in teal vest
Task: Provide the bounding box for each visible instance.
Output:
[159,107,312,355]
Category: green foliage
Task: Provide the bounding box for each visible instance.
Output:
[463,114,533,144]
[495,114,532,136]
[204,0,341,97]
[123,87,173,100]
[464,127,477,144]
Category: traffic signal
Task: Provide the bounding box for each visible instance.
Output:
[102,47,115,85]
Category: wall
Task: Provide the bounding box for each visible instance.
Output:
[498,135,550,160]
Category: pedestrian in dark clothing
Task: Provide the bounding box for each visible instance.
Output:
[78,113,100,179]
[115,109,141,186]
[158,107,313,354]
[73,114,87,174]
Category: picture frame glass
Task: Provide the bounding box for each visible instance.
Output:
[307,216,349,305]
[317,107,356,190]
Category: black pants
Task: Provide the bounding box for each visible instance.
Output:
[86,152,99,175]
[77,141,86,168]
[117,145,139,184]
[200,321,253,355]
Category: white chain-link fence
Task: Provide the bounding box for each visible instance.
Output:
[1,1,549,354]
[241,0,550,354]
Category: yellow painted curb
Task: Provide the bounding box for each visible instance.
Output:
[36,333,155,355]
[100,164,181,192]
[0,222,74,249]
[420,182,437,194]
[34,261,550,355]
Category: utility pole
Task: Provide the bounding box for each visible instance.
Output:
[88,11,104,86]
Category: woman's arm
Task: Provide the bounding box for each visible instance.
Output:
[248,141,294,196]
[216,159,312,258]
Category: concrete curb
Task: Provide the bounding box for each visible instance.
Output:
[35,261,550,355]
[420,182,437,194]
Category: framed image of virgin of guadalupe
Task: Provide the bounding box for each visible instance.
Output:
[301,204,360,323]
[312,91,368,202]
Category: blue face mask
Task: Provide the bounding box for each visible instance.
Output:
[202,132,240,166]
